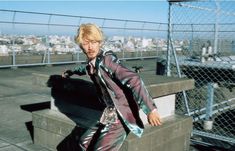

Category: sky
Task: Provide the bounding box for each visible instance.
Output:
[0,1,169,23]
[0,1,169,35]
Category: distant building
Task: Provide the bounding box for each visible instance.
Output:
[0,45,9,56]
[142,38,152,48]
[0,38,10,45]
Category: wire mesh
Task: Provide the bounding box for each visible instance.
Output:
[169,0,235,146]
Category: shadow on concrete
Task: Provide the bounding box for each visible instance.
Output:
[191,135,235,151]
[21,101,50,112]
[47,75,105,151]
[21,101,50,141]
[47,75,104,110]
[56,126,83,151]
[25,121,34,141]
[192,143,235,151]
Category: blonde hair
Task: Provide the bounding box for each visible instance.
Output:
[75,23,103,47]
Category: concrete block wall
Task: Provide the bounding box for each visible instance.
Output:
[120,115,192,151]
[33,109,192,151]
[33,110,76,150]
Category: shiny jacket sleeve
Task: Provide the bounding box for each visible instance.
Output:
[102,53,157,115]
[72,66,87,76]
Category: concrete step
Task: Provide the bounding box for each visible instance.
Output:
[33,109,192,151]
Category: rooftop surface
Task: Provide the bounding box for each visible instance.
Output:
[0,59,221,151]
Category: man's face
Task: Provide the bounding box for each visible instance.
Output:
[81,39,101,60]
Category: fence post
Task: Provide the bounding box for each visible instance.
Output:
[167,2,172,76]
[206,82,214,120]
[12,37,16,68]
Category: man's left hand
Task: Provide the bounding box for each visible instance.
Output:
[147,110,162,126]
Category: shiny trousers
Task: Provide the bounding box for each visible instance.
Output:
[79,120,128,151]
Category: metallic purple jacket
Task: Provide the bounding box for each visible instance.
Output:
[72,50,157,137]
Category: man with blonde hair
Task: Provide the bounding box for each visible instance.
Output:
[62,23,161,151]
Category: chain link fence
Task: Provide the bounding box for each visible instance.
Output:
[168,0,235,148]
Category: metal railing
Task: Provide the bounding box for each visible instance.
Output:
[0,9,168,68]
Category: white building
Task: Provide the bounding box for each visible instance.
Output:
[0,45,9,56]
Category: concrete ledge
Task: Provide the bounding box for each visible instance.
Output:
[140,73,195,97]
[33,109,192,151]
[32,73,195,98]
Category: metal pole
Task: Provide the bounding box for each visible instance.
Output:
[205,82,214,120]
[12,11,16,68]
[140,22,146,58]
[170,37,191,115]
[190,24,194,55]
[214,1,220,55]
[168,2,190,115]
[46,36,50,64]
[76,47,80,62]
[12,11,16,29]
[47,14,52,65]
[12,36,16,67]
[48,14,52,32]
[167,2,172,76]
[123,21,127,59]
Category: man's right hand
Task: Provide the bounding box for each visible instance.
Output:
[147,109,162,126]
[62,70,73,78]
